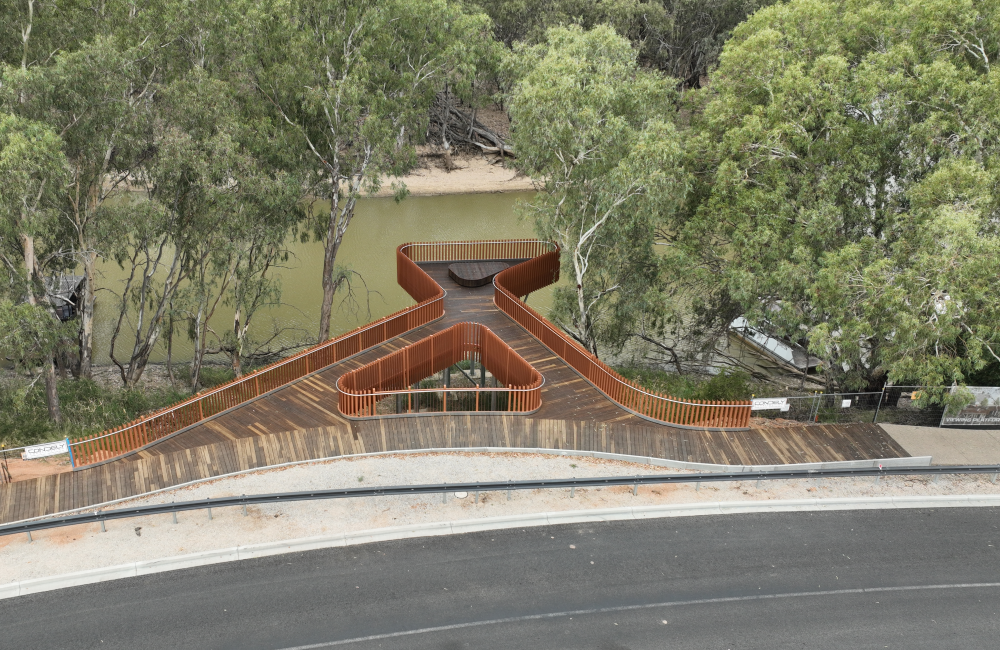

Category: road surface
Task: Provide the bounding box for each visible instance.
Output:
[2,508,998,649]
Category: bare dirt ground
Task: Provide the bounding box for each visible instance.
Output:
[1,455,72,481]
[749,417,803,429]
[370,104,533,197]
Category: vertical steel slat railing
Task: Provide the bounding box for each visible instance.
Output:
[492,250,752,429]
[69,242,546,466]
[337,322,542,418]
[69,239,748,468]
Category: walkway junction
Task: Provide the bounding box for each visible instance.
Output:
[0,241,908,523]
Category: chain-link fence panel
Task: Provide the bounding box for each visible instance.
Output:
[872,387,947,427]
[752,392,883,425]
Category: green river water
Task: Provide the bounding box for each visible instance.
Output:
[91,192,554,365]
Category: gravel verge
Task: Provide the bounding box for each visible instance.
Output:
[2,451,998,583]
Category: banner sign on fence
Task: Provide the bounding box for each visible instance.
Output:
[21,440,69,460]
[841,399,852,408]
[940,387,1000,428]
[751,397,789,411]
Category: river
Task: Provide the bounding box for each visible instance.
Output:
[90,192,554,366]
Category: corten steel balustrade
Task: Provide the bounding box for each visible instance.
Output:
[68,238,749,469]
[67,241,551,468]
[492,250,753,429]
[337,322,543,417]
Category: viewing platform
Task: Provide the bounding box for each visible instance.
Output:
[0,241,910,523]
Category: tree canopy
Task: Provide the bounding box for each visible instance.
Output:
[675,0,1000,388]
[509,25,687,356]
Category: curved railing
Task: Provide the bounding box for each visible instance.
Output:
[493,250,752,429]
[337,322,542,417]
[69,238,748,468]
[69,244,450,467]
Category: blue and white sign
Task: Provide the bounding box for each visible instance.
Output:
[21,440,69,460]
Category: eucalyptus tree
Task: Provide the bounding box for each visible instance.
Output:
[102,68,297,390]
[0,298,65,425]
[0,0,96,69]
[243,0,489,342]
[679,0,1000,389]
[473,0,776,86]
[0,112,67,421]
[508,25,687,357]
[2,37,156,380]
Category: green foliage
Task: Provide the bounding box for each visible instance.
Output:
[616,366,757,401]
[0,112,68,299]
[510,25,687,357]
[244,0,490,341]
[473,0,778,84]
[0,376,189,447]
[677,0,1000,390]
[0,299,63,368]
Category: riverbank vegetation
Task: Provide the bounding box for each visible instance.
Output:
[2,0,999,445]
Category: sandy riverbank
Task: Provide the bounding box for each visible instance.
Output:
[371,151,535,198]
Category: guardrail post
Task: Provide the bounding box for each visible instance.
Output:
[570,486,575,498]
[242,494,248,516]
[26,531,32,543]
[442,483,447,504]
[208,507,213,520]
[993,473,997,485]
[100,519,106,532]
[872,386,886,424]
[475,490,479,504]
[507,485,511,501]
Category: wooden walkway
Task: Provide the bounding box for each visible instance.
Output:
[0,260,913,523]
[0,417,906,523]
[140,262,642,456]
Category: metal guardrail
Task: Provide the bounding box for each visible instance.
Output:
[4,465,998,538]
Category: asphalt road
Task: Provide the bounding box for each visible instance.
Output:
[2,508,999,649]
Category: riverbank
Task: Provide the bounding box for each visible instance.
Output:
[371,150,535,197]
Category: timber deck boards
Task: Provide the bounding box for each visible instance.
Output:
[141,262,641,456]
[0,261,912,522]
[0,417,908,523]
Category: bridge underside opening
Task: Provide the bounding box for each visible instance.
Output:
[337,322,542,418]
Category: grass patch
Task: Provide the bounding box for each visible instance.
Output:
[0,376,189,448]
[173,364,239,390]
[614,367,760,402]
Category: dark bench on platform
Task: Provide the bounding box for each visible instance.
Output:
[448,261,510,287]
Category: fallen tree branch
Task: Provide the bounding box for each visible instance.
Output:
[429,97,515,157]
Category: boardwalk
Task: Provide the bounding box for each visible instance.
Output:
[141,261,642,457]
[0,259,912,523]
[0,417,907,524]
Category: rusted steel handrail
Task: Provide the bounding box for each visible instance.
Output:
[492,250,753,429]
[69,243,452,467]
[68,241,554,467]
[338,322,542,417]
[68,238,748,468]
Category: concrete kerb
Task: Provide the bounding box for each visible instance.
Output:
[3,494,999,600]
[4,447,933,528]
